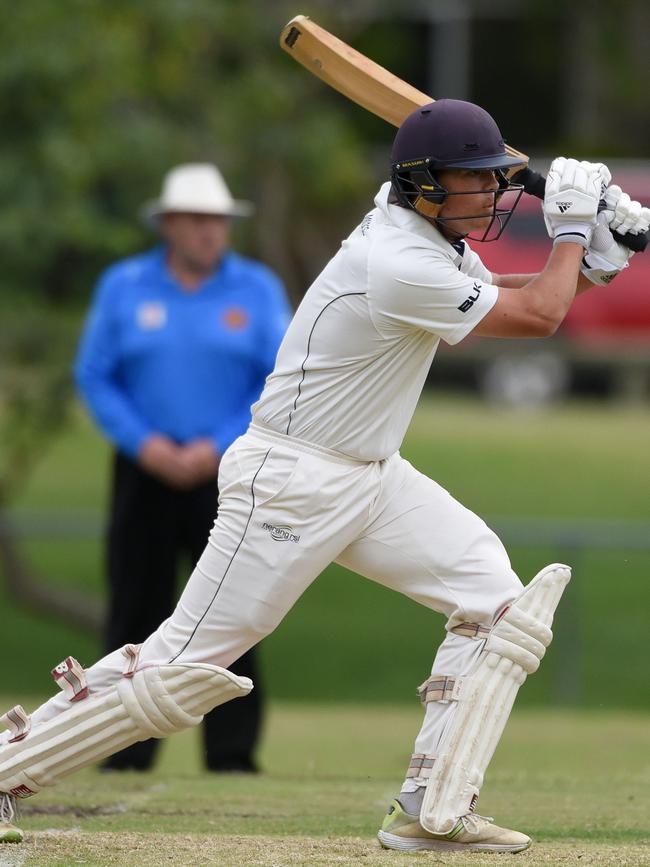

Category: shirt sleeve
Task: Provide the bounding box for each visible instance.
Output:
[211,270,292,454]
[369,238,499,345]
[461,241,495,284]
[74,271,154,457]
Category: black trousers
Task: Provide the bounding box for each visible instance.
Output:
[103,452,263,771]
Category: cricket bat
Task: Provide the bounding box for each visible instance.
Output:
[280,15,647,252]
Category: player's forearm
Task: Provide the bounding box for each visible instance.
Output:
[491,273,538,289]
[494,268,595,296]
[475,244,584,338]
[517,243,584,330]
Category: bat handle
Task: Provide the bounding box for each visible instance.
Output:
[511,167,648,254]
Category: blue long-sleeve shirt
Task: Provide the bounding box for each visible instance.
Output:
[75,247,291,458]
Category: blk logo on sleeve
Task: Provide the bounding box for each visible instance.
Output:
[458,283,482,313]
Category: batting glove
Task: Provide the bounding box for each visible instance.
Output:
[581,185,650,285]
[605,184,650,235]
[543,157,611,248]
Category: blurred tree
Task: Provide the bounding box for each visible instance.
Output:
[561,0,650,154]
[0,0,382,624]
[0,0,380,306]
[0,304,102,627]
[481,0,650,156]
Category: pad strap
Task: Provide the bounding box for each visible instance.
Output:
[418,675,463,704]
[406,753,436,779]
[51,657,88,702]
[0,706,31,743]
[122,644,141,678]
[450,622,490,640]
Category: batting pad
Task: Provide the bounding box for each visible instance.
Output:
[420,563,571,834]
[0,663,252,798]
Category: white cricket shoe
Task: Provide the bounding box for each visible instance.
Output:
[378,798,530,853]
[0,793,23,843]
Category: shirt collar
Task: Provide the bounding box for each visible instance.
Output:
[373,182,465,267]
[156,246,233,291]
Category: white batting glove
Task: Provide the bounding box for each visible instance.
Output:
[605,184,650,235]
[581,185,650,285]
[543,157,612,248]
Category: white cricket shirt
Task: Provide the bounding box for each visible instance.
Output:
[252,183,499,461]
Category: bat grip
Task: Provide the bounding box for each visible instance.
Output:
[511,167,648,254]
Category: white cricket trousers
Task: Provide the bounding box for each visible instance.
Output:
[29,423,522,780]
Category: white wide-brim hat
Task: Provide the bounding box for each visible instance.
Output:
[141,163,254,226]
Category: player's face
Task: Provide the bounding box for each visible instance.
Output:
[161,213,231,273]
[436,169,500,238]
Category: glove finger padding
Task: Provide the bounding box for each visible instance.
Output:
[571,162,590,194]
[603,185,650,235]
[604,184,623,211]
[567,160,610,195]
[614,195,639,232]
[594,162,612,193]
[635,208,650,235]
[616,199,645,234]
[545,156,567,190]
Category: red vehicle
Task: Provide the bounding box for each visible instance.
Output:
[440,164,650,403]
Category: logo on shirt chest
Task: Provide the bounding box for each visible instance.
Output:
[457,282,482,313]
[222,306,249,330]
[137,302,167,330]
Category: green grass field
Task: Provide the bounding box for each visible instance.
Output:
[1,703,648,865]
[4,393,650,707]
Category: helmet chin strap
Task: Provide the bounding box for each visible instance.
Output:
[414,196,444,219]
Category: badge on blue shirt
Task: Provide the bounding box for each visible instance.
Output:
[137,302,167,330]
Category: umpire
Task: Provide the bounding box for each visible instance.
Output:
[74,163,291,772]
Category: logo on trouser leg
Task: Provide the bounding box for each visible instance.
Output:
[262,523,300,543]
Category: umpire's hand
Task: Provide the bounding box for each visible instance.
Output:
[138,434,198,489]
[180,439,221,485]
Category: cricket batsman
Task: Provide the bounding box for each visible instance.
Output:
[2,100,648,852]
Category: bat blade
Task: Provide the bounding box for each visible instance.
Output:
[280,15,432,128]
[280,15,529,165]
[280,14,647,252]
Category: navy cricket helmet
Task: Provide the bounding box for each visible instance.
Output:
[391,99,526,240]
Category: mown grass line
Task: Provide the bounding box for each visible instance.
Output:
[1,703,647,866]
[6,834,650,867]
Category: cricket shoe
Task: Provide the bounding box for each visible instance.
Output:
[377,798,530,853]
[0,793,23,843]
